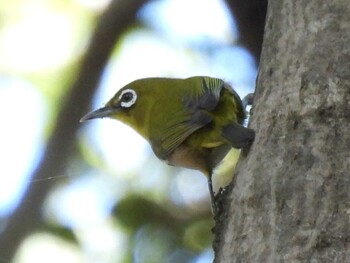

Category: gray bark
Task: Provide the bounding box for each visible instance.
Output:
[214,0,350,262]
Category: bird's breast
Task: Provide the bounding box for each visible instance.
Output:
[166,144,210,176]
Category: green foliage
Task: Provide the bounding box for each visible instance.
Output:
[183,219,214,251]
[42,224,78,244]
[113,195,214,262]
[113,195,181,233]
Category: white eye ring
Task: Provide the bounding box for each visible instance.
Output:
[119,89,137,108]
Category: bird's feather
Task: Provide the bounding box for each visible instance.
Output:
[222,123,255,149]
[152,77,225,160]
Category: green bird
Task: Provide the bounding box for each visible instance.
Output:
[81,76,255,213]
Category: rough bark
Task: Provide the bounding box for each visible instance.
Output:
[0,0,147,261]
[215,0,350,262]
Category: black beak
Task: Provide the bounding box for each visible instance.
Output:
[80,106,116,122]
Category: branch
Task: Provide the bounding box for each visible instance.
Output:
[225,0,267,63]
[0,0,148,261]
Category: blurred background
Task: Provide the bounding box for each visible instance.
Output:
[0,0,266,262]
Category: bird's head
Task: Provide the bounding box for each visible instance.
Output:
[80,78,161,138]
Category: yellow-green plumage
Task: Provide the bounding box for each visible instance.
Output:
[81,76,254,213]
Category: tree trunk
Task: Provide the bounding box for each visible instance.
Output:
[214,0,350,262]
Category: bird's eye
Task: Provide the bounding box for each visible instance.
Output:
[119,89,137,108]
[121,92,133,102]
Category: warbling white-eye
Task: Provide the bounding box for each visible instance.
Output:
[81,76,255,213]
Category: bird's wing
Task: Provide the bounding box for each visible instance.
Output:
[152,77,223,160]
[183,77,223,111]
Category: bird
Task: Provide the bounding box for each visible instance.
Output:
[81,76,255,214]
